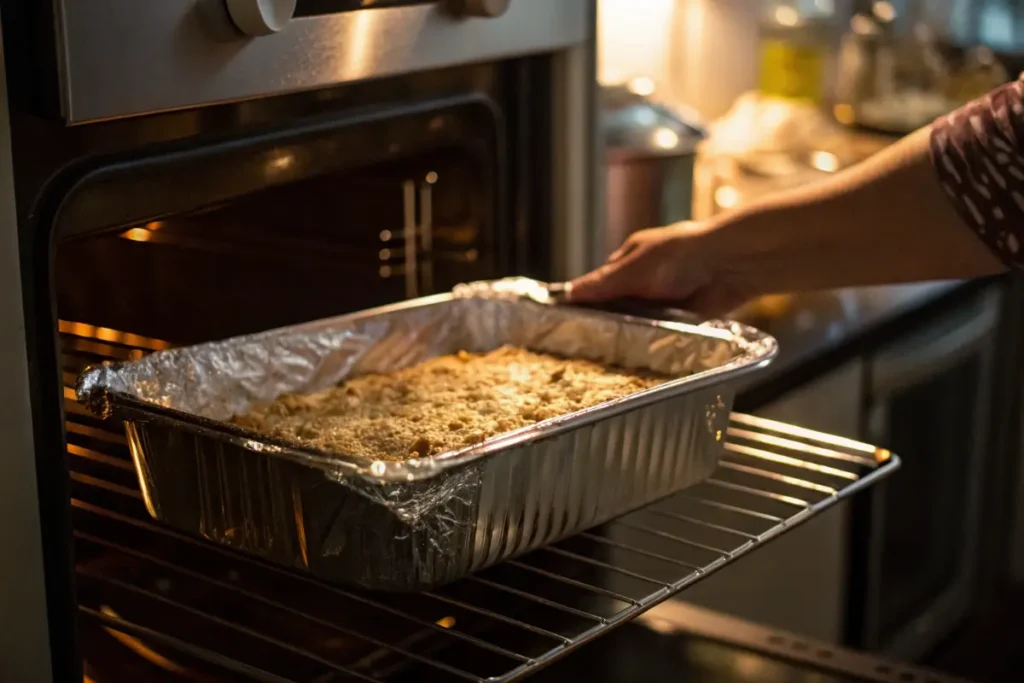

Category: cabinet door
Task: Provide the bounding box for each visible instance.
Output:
[860,288,1000,658]
[678,360,863,643]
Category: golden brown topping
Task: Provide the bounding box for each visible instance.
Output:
[232,347,666,461]
[409,437,432,458]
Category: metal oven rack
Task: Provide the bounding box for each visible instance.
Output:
[61,321,899,683]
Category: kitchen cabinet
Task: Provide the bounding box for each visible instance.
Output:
[854,286,1001,659]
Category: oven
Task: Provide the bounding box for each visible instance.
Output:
[0,3,944,682]
[0,2,595,680]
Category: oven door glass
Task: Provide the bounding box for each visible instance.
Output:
[54,99,504,344]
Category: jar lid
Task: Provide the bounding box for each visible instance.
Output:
[601,85,706,159]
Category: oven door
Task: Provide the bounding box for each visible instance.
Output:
[54,95,507,343]
[51,0,591,123]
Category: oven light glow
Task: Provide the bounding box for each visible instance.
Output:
[268,151,295,172]
[121,227,153,242]
[146,220,164,231]
[58,320,171,351]
[99,605,188,675]
[436,616,456,628]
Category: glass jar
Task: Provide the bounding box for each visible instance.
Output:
[758,0,841,104]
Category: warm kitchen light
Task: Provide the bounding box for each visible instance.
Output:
[628,76,656,97]
[597,0,674,86]
[652,126,680,149]
[872,1,896,23]
[773,6,800,27]
[267,151,295,172]
[121,227,152,242]
[100,605,187,674]
[714,185,740,209]
[833,103,855,124]
[810,150,840,173]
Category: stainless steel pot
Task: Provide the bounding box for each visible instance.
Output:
[602,85,706,257]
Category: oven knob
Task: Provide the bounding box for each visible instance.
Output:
[446,0,511,18]
[225,0,297,36]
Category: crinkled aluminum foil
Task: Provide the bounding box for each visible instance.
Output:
[77,278,776,528]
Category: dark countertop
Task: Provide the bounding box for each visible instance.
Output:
[731,280,977,409]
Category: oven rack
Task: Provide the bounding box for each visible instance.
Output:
[61,322,899,683]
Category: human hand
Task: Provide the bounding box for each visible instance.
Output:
[568,221,757,317]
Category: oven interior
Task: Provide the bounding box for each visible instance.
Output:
[31,55,577,681]
[55,95,513,344]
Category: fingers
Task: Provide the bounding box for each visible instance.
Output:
[607,234,640,263]
[567,251,644,302]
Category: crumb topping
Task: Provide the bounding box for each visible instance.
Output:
[233,346,666,461]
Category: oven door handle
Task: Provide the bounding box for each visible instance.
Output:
[868,290,1000,397]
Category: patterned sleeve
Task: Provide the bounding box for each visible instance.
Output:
[930,74,1024,267]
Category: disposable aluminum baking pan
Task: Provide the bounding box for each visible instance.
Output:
[77,278,777,591]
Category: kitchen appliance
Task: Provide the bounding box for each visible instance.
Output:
[601,84,705,256]
[0,2,903,681]
[0,2,595,680]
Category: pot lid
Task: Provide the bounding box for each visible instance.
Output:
[601,85,706,157]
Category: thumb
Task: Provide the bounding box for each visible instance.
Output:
[567,255,643,303]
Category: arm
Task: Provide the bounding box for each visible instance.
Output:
[571,79,1023,314]
[706,125,1006,292]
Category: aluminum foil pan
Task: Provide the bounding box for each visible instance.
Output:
[77,278,777,590]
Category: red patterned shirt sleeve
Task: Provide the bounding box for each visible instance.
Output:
[930,74,1024,267]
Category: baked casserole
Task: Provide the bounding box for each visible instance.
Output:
[233,345,666,461]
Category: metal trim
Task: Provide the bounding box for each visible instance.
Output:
[0,15,56,683]
[638,602,972,683]
[549,35,597,280]
[53,0,590,124]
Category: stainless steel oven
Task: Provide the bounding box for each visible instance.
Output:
[0,2,595,680]
[0,3,930,682]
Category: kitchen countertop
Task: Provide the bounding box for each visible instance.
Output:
[731,279,978,409]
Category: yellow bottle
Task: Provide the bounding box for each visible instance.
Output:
[758,1,837,104]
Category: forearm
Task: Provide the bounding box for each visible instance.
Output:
[707,126,1007,295]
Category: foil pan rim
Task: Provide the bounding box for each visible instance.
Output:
[77,279,778,484]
